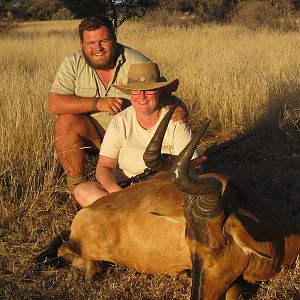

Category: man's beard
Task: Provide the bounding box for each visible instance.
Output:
[83,46,117,70]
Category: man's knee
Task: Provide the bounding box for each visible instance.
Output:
[55,114,85,136]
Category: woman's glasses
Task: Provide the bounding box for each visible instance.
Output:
[130,90,157,95]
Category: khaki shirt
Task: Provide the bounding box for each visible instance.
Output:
[51,44,150,128]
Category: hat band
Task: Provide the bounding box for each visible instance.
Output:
[127,74,159,84]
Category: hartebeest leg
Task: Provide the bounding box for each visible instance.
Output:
[58,243,102,280]
[190,251,204,300]
[85,260,101,280]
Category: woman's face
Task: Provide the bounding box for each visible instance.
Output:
[130,89,160,115]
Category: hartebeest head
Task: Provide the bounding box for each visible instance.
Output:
[143,103,225,299]
[143,102,223,219]
[144,105,300,300]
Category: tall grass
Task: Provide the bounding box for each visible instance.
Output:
[0,20,299,299]
[120,23,300,134]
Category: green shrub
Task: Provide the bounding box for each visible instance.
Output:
[143,8,199,27]
[231,0,298,30]
[51,8,74,21]
[0,19,18,34]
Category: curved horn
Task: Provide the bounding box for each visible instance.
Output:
[143,100,179,171]
[174,120,211,183]
[171,122,223,219]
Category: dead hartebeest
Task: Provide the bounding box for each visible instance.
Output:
[36,105,300,299]
[144,106,300,299]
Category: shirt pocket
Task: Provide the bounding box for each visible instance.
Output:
[75,86,97,97]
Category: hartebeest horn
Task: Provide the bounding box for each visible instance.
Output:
[172,120,211,185]
[172,126,223,219]
[143,101,179,171]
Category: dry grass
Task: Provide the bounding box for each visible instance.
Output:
[0,20,299,299]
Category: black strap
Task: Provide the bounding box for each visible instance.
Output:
[118,168,156,188]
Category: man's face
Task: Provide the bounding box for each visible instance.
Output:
[80,27,116,70]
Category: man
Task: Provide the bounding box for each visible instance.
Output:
[49,16,186,195]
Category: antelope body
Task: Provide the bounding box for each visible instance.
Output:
[37,105,300,299]
[58,174,191,278]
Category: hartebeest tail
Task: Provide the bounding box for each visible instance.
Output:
[35,230,70,268]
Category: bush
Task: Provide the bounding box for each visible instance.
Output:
[193,0,236,22]
[51,8,74,21]
[231,0,298,30]
[0,19,18,34]
[143,8,199,27]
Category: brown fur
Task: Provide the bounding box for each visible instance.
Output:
[59,173,191,277]
[181,173,300,299]
[54,171,299,299]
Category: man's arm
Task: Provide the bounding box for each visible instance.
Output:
[160,93,188,123]
[48,92,123,115]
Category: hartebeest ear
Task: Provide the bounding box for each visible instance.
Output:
[150,208,186,223]
[229,223,273,260]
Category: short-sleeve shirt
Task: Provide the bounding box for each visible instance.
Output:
[51,44,150,118]
[100,107,199,178]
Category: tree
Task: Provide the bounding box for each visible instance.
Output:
[61,0,107,19]
[61,0,158,30]
[27,0,62,20]
[186,0,237,21]
[231,0,297,30]
[0,0,32,19]
[52,7,74,20]
[0,0,10,18]
[108,0,159,29]
[158,0,238,22]
[293,0,300,9]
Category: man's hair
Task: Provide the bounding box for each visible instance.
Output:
[79,16,116,41]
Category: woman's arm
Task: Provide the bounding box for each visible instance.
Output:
[96,155,122,194]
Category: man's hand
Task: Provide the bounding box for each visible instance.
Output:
[97,97,123,115]
[166,104,188,123]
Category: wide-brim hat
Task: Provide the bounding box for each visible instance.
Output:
[112,62,179,94]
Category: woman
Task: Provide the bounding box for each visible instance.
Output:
[74,62,200,207]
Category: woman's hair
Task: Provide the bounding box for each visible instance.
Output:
[79,16,116,41]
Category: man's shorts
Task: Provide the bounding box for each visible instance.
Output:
[90,99,131,135]
[90,111,112,133]
[85,112,112,156]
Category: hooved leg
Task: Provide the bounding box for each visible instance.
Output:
[85,260,102,280]
[58,243,102,280]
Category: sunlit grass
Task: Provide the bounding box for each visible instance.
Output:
[0,20,299,300]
